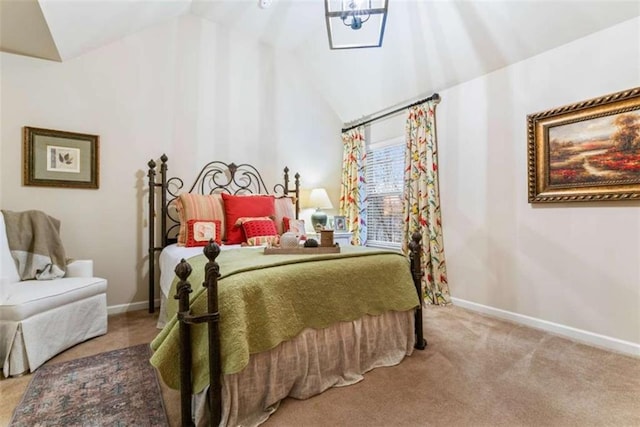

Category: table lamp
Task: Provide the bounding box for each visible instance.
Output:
[308,188,333,230]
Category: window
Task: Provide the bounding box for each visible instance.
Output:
[365,136,404,249]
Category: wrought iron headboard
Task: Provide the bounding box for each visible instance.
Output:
[146,154,300,312]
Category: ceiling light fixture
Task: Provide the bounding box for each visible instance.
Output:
[325,0,388,50]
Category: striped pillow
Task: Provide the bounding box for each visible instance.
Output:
[175,194,226,246]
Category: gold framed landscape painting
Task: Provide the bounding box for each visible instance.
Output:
[23,127,99,189]
[527,87,640,203]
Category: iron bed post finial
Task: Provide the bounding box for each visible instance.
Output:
[409,231,427,350]
[203,240,221,269]
[228,163,238,181]
[175,258,193,285]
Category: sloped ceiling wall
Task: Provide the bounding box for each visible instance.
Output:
[0,0,60,61]
[295,1,640,121]
[1,0,639,121]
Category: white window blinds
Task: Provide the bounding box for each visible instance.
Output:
[365,137,404,248]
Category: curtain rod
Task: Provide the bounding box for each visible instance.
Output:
[341,92,440,133]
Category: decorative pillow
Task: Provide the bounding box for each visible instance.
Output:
[274,196,296,235]
[175,194,225,246]
[240,217,280,246]
[221,193,275,244]
[283,217,306,239]
[235,216,275,226]
[185,219,222,247]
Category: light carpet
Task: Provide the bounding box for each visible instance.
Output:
[264,306,640,426]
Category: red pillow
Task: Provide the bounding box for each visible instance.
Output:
[221,193,276,244]
[185,219,222,247]
[241,218,279,246]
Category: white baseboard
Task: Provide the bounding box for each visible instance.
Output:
[107,300,160,315]
[451,297,640,358]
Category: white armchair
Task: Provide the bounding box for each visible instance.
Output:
[0,212,108,377]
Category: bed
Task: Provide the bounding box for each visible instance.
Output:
[145,155,426,426]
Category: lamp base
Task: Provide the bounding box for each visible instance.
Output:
[311,210,328,230]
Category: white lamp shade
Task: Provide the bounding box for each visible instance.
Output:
[308,188,334,209]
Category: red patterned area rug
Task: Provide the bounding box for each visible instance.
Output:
[10,344,168,426]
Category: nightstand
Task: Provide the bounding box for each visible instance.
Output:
[307,231,353,246]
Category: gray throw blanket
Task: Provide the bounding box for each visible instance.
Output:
[2,209,67,280]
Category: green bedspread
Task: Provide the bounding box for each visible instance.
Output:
[150,245,419,393]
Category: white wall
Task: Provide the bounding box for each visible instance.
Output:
[437,18,640,345]
[0,14,342,308]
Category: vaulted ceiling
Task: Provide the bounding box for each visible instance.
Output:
[1,0,639,121]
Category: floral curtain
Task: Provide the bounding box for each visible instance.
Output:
[339,126,367,246]
[402,99,450,305]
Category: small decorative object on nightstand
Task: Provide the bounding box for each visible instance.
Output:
[320,230,334,247]
[304,239,319,247]
[333,215,347,232]
[308,230,352,246]
[280,232,299,248]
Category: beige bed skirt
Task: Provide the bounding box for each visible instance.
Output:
[195,309,416,426]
